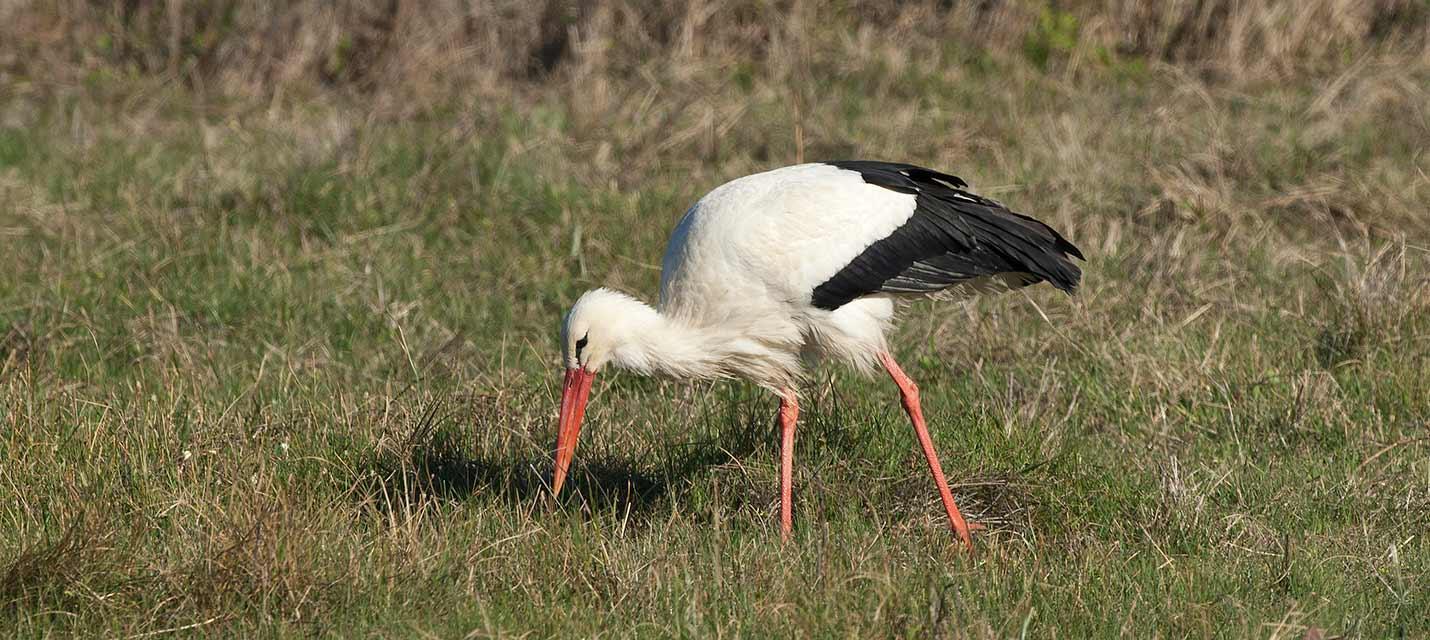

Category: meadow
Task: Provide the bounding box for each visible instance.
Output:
[1,1,1427,637]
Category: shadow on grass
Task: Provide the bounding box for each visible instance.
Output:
[353,388,1047,534]
[414,451,669,515]
[352,390,779,527]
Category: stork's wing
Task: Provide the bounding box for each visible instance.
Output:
[810,161,1084,311]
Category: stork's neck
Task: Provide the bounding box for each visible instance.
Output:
[611,301,735,380]
[571,287,800,387]
[591,295,793,385]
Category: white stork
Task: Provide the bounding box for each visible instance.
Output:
[552,161,1083,548]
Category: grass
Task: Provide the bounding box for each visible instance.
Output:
[2,1,1429,637]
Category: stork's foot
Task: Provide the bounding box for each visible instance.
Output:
[954,521,987,551]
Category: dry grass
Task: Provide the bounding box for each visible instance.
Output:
[7,1,1426,92]
[1,0,1428,637]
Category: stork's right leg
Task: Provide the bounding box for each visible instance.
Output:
[777,389,799,541]
[877,352,976,550]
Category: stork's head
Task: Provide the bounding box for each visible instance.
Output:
[560,288,657,373]
[552,288,661,495]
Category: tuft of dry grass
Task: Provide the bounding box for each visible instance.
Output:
[1313,240,1430,368]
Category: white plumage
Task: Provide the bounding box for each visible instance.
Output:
[552,161,1084,549]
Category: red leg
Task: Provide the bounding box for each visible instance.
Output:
[878,352,975,550]
[777,389,799,541]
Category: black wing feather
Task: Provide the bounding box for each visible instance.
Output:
[811,160,1084,311]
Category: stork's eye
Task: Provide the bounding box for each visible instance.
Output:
[575,335,589,356]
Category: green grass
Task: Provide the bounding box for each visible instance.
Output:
[2,8,1429,638]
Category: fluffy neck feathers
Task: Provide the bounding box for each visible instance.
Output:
[572,289,800,388]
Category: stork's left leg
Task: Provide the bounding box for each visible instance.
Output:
[776,388,799,541]
[877,352,976,550]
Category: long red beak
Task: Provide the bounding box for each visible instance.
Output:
[551,366,596,496]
